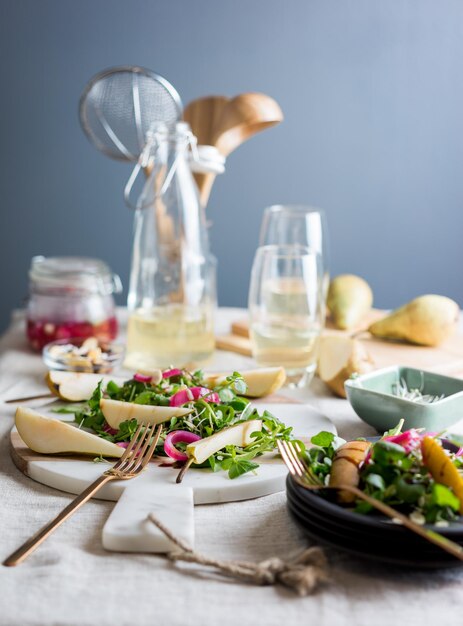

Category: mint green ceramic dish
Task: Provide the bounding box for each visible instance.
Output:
[344,366,463,433]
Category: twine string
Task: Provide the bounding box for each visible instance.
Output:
[147,513,329,596]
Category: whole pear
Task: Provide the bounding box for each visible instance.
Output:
[327,274,373,330]
[368,294,459,347]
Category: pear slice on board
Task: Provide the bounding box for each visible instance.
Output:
[15,407,123,457]
[186,419,262,464]
[205,367,286,398]
[100,399,192,429]
[46,371,127,402]
[318,335,374,398]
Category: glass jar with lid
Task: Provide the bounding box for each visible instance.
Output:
[26,256,122,350]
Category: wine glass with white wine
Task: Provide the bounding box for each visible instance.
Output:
[248,245,324,387]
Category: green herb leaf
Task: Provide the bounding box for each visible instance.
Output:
[366,473,386,491]
[382,419,405,438]
[114,419,139,442]
[311,431,335,448]
[106,380,121,397]
[88,381,103,412]
[371,440,406,465]
[228,459,259,479]
[52,403,87,414]
[394,476,425,503]
[432,483,460,511]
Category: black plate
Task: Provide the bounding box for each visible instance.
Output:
[286,487,458,555]
[286,476,463,568]
[287,489,461,560]
[287,503,463,569]
[287,475,463,539]
[285,478,456,549]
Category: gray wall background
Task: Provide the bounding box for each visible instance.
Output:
[1,0,462,333]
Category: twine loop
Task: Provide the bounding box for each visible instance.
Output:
[148,513,329,596]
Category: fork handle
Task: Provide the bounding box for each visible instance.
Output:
[3,473,112,567]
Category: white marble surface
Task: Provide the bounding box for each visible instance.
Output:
[15,403,336,503]
[1,308,463,626]
[102,484,195,553]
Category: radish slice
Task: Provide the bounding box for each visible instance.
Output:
[169,386,220,407]
[163,368,183,379]
[103,423,118,436]
[133,373,152,383]
[164,430,201,461]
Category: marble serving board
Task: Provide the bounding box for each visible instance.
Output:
[10,402,336,505]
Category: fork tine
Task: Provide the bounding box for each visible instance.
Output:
[277,440,298,476]
[128,424,157,473]
[119,423,153,472]
[294,443,310,472]
[284,440,306,477]
[113,422,145,469]
[134,424,163,473]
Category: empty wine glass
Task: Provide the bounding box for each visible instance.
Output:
[259,205,329,295]
[248,245,324,387]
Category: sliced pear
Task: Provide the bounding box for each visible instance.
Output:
[46,371,127,402]
[100,398,192,429]
[15,407,123,457]
[318,335,374,398]
[186,419,262,464]
[205,367,286,398]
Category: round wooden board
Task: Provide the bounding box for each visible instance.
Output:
[10,403,336,505]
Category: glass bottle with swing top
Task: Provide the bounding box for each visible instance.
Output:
[124,122,216,370]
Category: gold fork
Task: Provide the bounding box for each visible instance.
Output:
[278,439,463,561]
[4,422,163,567]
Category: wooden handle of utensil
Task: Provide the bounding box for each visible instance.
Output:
[193,172,217,207]
[3,473,112,566]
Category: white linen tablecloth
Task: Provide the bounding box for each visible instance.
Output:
[1,308,462,626]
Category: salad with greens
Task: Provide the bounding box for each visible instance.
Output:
[306,422,463,525]
[57,368,294,479]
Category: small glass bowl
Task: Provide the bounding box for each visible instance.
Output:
[43,337,125,373]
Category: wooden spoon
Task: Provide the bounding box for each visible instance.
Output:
[183,92,283,207]
[213,92,283,155]
[183,95,230,146]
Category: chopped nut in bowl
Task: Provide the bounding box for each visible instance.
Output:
[43,337,125,373]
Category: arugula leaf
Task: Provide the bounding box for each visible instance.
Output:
[52,403,87,414]
[106,380,121,397]
[371,440,406,465]
[228,459,259,479]
[432,483,460,511]
[311,431,335,448]
[394,476,425,503]
[366,473,386,491]
[88,381,103,412]
[382,419,405,438]
[114,419,139,442]
[218,387,235,403]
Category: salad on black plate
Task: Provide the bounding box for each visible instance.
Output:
[305,421,463,525]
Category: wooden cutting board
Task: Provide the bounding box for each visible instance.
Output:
[217,311,463,378]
